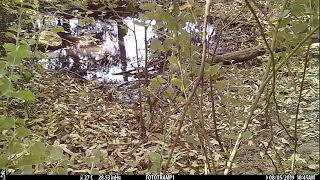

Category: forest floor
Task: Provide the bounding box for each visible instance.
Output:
[1,0,319,175]
[5,52,318,174]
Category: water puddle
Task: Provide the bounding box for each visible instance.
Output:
[40,17,156,83]
[39,14,216,84]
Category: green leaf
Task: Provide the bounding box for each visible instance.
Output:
[4,32,17,41]
[15,118,26,126]
[217,106,226,114]
[168,56,178,65]
[10,74,21,82]
[185,135,197,145]
[91,168,100,175]
[223,134,238,140]
[3,6,18,14]
[5,44,32,65]
[85,156,100,166]
[17,154,44,166]
[220,95,241,105]
[3,43,16,52]
[150,38,161,52]
[16,44,32,60]
[92,148,103,159]
[16,127,31,139]
[0,116,15,130]
[163,38,173,51]
[30,142,47,157]
[149,152,162,173]
[39,31,62,47]
[21,68,32,82]
[50,146,63,160]
[127,1,136,13]
[242,131,253,139]
[289,4,305,16]
[141,2,157,12]
[175,96,185,103]
[148,152,162,163]
[215,80,228,91]
[0,61,7,76]
[292,22,308,34]
[55,167,68,175]
[21,165,33,174]
[154,75,167,84]
[13,90,36,102]
[51,26,65,33]
[171,77,182,88]
[163,86,176,100]
[8,142,23,154]
[205,64,221,76]
[0,155,8,168]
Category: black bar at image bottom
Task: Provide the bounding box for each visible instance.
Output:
[2,174,319,180]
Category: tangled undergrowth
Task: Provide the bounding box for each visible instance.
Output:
[2,51,318,174]
[0,0,319,175]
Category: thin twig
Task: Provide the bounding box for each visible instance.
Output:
[264,89,279,173]
[291,38,312,174]
[224,0,318,173]
[199,82,216,174]
[163,0,212,173]
[133,23,147,137]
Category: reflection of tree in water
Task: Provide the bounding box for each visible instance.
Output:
[117,20,128,81]
[44,15,136,82]
[48,47,112,76]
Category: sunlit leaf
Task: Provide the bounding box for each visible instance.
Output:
[55,167,68,175]
[5,32,17,41]
[10,74,20,82]
[30,142,48,159]
[242,131,253,139]
[154,75,166,84]
[51,26,65,33]
[0,155,8,168]
[141,2,157,12]
[39,31,62,47]
[148,152,162,163]
[91,168,100,175]
[171,77,182,88]
[8,142,23,154]
[85,156,100,167]
[0,77,13,97]
[0,116,15,130]
[292,22,308,34]
[21,165,33,175]
[16,127,31,139]
[18,154,43,166]
[50,146,63,160]
[3,43,16,52]
[176,96,185,103]
[13,90,36,102]
[168,56,178,65]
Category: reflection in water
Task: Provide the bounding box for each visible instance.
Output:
[40,15,215,83]
[185,22,216,43]
[42,17,155,83]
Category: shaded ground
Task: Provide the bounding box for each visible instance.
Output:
[5,53,316,174]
